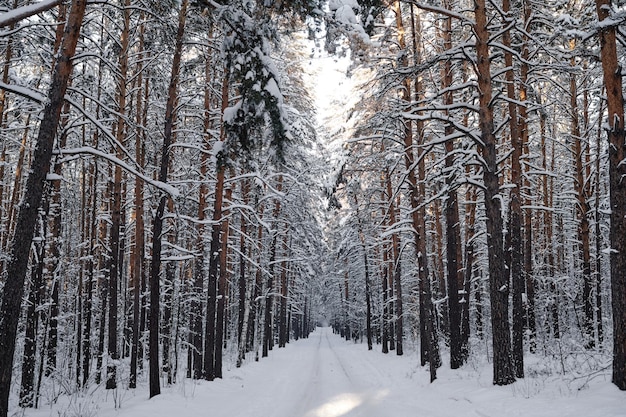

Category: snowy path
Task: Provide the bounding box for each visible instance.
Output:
[58,327,623,417]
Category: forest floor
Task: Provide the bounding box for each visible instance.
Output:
[21,327,625,417]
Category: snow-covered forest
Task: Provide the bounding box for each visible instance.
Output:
[0,0,624,416]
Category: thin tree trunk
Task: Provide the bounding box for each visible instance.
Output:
[264,177,283,357]
[594,98,604,345]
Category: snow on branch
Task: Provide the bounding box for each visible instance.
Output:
[0,81,45,103]
[0,0,61,28]
[406,0,474,25]
[55,146,179,197]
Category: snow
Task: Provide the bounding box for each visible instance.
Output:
[0,81,45,103]
[264,78,283,103]
[335,5,359,25]
[22,328,625,417]
[223,101,242,124]
[45,173,63,181]
[0,0,59,28]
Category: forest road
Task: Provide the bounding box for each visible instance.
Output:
[224,326,392,417]
[292,328,388,417]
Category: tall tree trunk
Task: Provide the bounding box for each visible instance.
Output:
[569,42,594,349]
[519,0,536,352]
[594,99,604,345]
[264,177,283,357]
[237,179,250,358]
[279,234,289,348]
[0,0,17,267]
[594,0,626,390]
[19,213,46,407]
[0,1,87,415]
[129,15,146,389]
[474,0,515,385]
[191,36,213,380]
[214,181,232,378]
[204,74,229,378]
[502,0,524,378]
[149,0,188,398]
[410,7,440,377]
[439,1,463,368]
[106,0,131,389]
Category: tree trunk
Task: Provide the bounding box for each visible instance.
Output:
[205,74,229,377]
[502,0,524,378]
[214,181,233,378]
[279,234,289,348]
[129,15,146,389]
[0,1,87,415]
[439,1,463,368]
[106,0,131,389]
[519,0,536,352]
[410,7,440,376]
[149,0,189,398]
[569,43,594,349]
[264,176,283,357]
[474,0,515,385]
[594,0,626,390]
[19,216,46,407]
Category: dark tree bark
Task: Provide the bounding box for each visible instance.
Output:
[410,7,440,376]
[279,235,289,348]
[474,0,515,385]
[264,176,283,357]
[129,15,146,389]
[0,1,87,415]
[569,46,594,349]
[439,3,463,368]
[214,182,233,378]
[594,0,626,390]
[519,0,536,352]
[502,0,524,378]
[19,216,46,407]
[204,74,229,378]
[149,0,189,398]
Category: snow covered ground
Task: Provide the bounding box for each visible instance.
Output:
[22,327,625,417]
